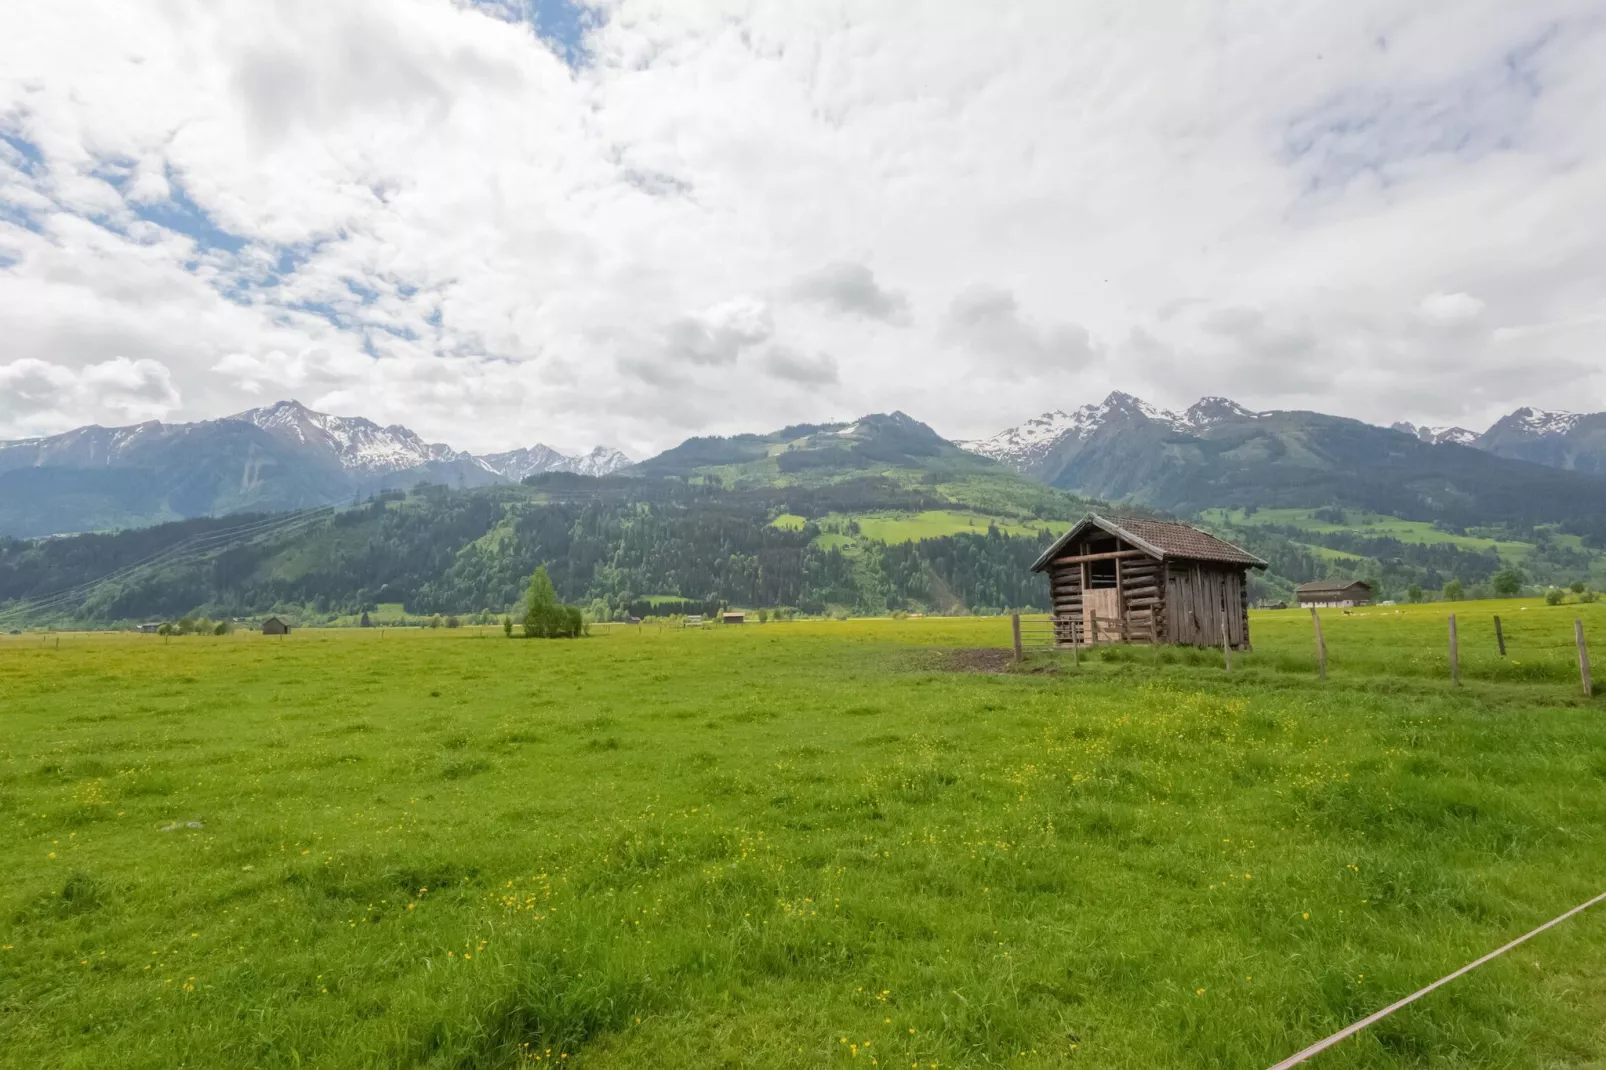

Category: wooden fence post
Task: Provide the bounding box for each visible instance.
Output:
[1449,614,1460,687]
[1310,607,1326,680]
[1070,618,1080,667]
[1577,620,1593,699]
[1011,613,1023,662]
[1221,612,1231,673]
[1494,615,1506,657]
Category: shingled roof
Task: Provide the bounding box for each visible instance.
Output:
[1030,514,1267,571]
[1296,579,1372,594]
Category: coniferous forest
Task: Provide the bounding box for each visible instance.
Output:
[0,477,1063,626]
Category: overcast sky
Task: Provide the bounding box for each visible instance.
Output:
[2,1,1603,456]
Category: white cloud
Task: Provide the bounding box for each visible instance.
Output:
[0,356,181,434]
[1418,291,1486,325]
[659,297,774,367]
[1,0,1604,450]
[944,284,1099,373]
[792,262,909,324]
[760,345,838,387]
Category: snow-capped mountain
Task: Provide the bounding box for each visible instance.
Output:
[0,400,634,537]
[1485,407,1586,438]
[566,446,633,477]
[1478,406,1606,475]
[479,444,632,481]
[1391,422,1480,446]
[959,392,1262,471]
[231,400,630,479]
[231,400,478,474]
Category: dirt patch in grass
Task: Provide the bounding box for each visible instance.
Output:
[917,648,1063,674]
[941,648,1016,673]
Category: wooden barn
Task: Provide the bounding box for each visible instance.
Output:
[261,616,291,636]
[1296,579,1373,608]
[1030,515,1267,649]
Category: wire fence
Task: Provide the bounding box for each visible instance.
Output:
[1009,608,1597,696]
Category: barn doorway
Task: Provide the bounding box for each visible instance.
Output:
[1084,587,1122,641]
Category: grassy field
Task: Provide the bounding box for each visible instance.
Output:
[1200,508,1541,560]
[846,511,1059,544]
[4,604,1606,1068]
[766,510,1064,545]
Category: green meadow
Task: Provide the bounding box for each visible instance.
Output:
[4,605,1606,1068]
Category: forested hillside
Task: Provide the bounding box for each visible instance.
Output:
[0,477,1065,626]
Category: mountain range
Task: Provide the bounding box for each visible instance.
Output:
[5,392,1606,539]
[6,395,1606,624]
[964,393,1606,477]
[0,401,630,537]
[957,391,1606,527]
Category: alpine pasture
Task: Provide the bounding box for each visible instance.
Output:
[4,602,1606,1068]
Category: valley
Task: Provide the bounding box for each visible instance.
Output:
[5,394,1606,627]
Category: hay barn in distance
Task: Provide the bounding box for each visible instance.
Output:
[261,616,291,635]
[1296,579,1374,608]
[1030,514,1267,649]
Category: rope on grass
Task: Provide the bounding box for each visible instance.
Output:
[1267,887,1606,1069]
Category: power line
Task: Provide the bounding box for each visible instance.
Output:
[0,506,338,625]
[1267,887,1606,1069]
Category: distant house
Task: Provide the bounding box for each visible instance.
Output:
[722,611,745,625]
[261,616,291,635]
[1030,514,1267,649]
[137,622,163,634]
[1296,580,1373,608]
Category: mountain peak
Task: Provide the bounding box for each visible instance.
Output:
[479,443,633,480]
[1097,391,1174,422]
[960,391,1262,471]
[1502,406,1585,436]
[1392,421,1479,446]
[1183,396,1256,428]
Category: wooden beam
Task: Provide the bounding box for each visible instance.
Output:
[1050,549,1148,566]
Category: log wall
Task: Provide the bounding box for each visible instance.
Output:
[1043,535,1253,648]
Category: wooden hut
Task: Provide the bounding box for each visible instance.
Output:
[1296,579,1373,608]
[261,616,291,636]
[1030,514,1267,649]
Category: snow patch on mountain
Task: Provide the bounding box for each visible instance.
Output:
[229,400,631,479]
[566,446,633,477]
[1499,407,1586,437]
[1392,421,1480,446]
[959,392,1260,468]
[230,400,473,474]
[480,444,633,481]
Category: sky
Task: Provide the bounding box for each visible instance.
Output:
[2,0,1604,457]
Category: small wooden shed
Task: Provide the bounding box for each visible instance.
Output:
[261,616,291,636]
[1296,579,1373,608]
[1030,514,1267,649]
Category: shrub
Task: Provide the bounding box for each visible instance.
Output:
[1443,579,1464,602]
[502,615,514,637]
[522,566,584,639]
[1546,588,1564,606]
[445,615,461,629]
[1491,568,1524,598]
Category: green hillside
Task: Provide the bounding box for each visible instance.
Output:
[0,471,1083,627]
[1200,506,1606,603]
[636,411,1074,523]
